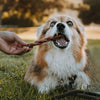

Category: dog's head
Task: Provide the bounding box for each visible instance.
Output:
[36,15,86,63]
[37,15,86,49]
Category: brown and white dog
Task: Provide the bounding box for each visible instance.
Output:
[24,15,90,93]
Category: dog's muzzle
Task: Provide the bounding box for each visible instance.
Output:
[53,23,70,49]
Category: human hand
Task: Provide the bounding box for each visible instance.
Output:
[0,31,32,55]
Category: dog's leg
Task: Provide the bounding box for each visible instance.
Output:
[74,71,90,90]
[25,63,58,93]
[35,75,58,93]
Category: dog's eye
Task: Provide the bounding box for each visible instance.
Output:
[50,21,56,27]
[67,21,73,27]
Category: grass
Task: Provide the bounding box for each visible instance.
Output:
[87,39,100,70]
[0,39,100,100]
[87,39,100,84]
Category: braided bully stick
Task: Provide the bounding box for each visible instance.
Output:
[27,35,64,48]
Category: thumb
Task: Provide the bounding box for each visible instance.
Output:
[15,35,28,46]
[13,47,30,55]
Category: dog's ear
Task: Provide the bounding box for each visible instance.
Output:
[37,24,45,40]
[75,20,87,44]
[76,21,84,35]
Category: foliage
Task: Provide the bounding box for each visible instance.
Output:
[2,14,33,27]
[0,0,65,27]
[78,0,100,25]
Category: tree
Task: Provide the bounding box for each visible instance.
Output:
[0,0,65,27]
[0,0,19,26]
[0,0,7,25]
[78,0,100,25]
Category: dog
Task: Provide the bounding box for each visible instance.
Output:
[24,15,90,93]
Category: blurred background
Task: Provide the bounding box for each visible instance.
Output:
[0,0,100,95]
[0,0,100,40]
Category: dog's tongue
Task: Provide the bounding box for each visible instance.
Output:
[57,38,66,46]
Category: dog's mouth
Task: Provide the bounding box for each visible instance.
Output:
[53,33,69,49]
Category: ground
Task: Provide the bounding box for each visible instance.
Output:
[0,27,100,100]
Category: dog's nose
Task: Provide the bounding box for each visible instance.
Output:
[57,23,65,31]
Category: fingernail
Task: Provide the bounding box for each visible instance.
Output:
[24,47,29,51]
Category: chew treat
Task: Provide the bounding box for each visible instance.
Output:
[27,35,64,48]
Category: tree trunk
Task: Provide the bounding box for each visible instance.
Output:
[0,4,3,26]
[0,10,3,26]
[0,0,7,26]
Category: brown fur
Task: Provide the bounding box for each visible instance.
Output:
[25,33,50,83]
[83,49,91,79]
[71,30,85,63]
[24,60,47,83]
[35,32,51,68]
[71,20,86,63]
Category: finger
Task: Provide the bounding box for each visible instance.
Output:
[25,47,33,52]
[14,34,28,46]
[13,48,26,55]
[18,39,28,46]
[29,48,33,51]
[13,33,28,46]
[13,47,30,55]
[22,46,33,52]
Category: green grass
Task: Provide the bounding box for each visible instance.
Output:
[87,39,100,46]
[0,39,100,100]
[87,39,100,79]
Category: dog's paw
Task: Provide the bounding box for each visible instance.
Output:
[38,86,50,93]
[76,83,89,90]
[75,72,90,90]
[37,76,58,93]
[81,84,89,90]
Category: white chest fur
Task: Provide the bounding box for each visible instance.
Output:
[45,48,85,79]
